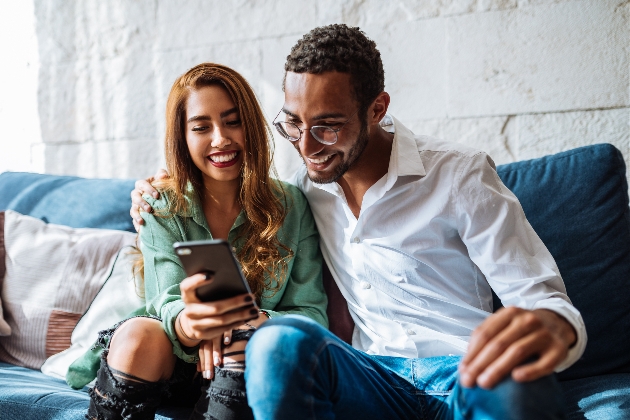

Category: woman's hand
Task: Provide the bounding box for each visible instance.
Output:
[177,273,258,347]
[197,312,270,379]
[130,169,169,231]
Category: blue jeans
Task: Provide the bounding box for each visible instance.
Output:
[245,315,566,420]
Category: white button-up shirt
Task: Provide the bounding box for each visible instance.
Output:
[291,115,586,372]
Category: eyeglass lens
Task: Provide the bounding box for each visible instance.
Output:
[275,122,337,145]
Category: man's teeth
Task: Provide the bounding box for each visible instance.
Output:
[308,155,332,164]
[210,152,237,163]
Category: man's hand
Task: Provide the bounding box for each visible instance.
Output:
[458,307,576,389]
[130,169,169,231]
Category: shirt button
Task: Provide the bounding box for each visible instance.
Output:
[406,329,416,336]
[232,247,237,253]
[361,282,371,289]
[353,237,360,243]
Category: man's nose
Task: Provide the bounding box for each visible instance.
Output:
[299,128,325,156]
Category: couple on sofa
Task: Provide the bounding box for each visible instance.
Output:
[75,24,586,419]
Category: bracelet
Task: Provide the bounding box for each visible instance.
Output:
[259,309,271,319]
[177,314,200,343]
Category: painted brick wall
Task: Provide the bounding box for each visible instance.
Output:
[4,0,629,185]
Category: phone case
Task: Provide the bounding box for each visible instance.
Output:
[173,239,252,302]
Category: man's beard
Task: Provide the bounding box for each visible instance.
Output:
[300,123,369,184]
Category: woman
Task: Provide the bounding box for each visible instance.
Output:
[69,63,328,419]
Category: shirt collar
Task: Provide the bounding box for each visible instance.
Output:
[186,184,246,234]
[311,115,425,197]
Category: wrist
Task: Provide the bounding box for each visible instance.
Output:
[176,312,201,346]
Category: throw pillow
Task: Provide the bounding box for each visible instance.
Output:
[0,210,136,369]
[41,245,145,380]
[0,212,10,336]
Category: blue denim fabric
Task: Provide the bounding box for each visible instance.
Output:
[245,315,565,420]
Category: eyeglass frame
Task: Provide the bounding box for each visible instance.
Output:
[272,109,359,145]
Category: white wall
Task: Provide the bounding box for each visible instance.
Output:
[2,0,629,186]
[0,1,42,173]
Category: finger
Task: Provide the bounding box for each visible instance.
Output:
[474,330,549,389]
[188,319,253,342]
[188,306,260,331]
[223,329,232,346]
[132,217,142,233]
[511,339,566,383]
[200,340,213,379]
[462,307,521,367]
[212,336,223,368]
[155,169,169,181]
[460,310,539,388]
[130,204,145,227]
[180,274,214,304]
[135,178,160,199]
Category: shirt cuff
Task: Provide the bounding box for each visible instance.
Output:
[532,298,587,372]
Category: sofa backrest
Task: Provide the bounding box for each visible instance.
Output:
[495,143,630,381]
[2,143,629,382]
[0,172,135,232]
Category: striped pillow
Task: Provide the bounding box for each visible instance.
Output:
[0,212,10,336]
[0,210,135,369]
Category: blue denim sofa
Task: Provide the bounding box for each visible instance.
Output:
[1,143,629,419]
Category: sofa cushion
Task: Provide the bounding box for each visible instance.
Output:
[559,373,630,419]
[0,210,135,369]
[0,362,192,420]
[0,172,136,232]
[496,144,630,381]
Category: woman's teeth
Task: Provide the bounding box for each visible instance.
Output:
[209,152,237,163]
[308,155,332,164]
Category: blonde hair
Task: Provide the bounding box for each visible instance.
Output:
[136,63,292,300]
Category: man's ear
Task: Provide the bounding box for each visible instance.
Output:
[367,92,390,126]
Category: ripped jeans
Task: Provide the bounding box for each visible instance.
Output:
[87,316,255,420]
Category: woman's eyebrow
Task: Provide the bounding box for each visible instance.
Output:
[220,107,238,118]
[187,115,210,123]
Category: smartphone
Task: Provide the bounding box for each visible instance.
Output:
[173,239,253,302]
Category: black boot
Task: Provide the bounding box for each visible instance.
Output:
[189,367,254,420]
[87,354,168,420]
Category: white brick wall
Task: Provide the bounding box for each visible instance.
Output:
[1,0,628,188]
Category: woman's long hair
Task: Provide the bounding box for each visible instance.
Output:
[138,63,291,300]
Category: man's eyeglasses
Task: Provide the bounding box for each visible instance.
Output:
[272,110,358,146]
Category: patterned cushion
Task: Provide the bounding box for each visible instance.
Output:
[0,210,135,369]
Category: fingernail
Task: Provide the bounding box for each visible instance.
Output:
[250,308,258,315]
[214,357,221,366]
[152,192,159,198]
[224,336,230,344]
[244,295,253,302]
[204,370,212,379]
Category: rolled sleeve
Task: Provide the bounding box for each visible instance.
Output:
[139,195,197,363]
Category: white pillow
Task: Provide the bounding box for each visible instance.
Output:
[41,246,145,380]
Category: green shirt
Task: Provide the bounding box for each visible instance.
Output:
[141,180,328,362]
[66,180,327,389]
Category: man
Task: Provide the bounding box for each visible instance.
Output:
[133,24,585,419]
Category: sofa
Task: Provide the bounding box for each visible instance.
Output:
[0,143,629,420]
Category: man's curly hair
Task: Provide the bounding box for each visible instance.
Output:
[284,24,384,117]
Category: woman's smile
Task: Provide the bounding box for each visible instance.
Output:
[207,151,240,167]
